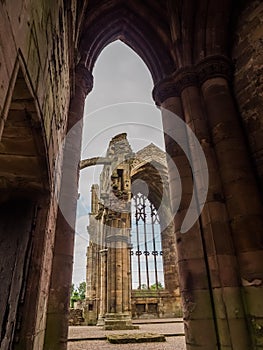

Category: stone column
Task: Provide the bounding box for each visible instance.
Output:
[199,55,263,348]
[161,220,179,295]
[84,184,101,325]
[153,79,218,349]
[97,249,107,325]
[121,212,131,315]
[44,64,93,350]
[178,64,250,349]
[103,161,138,330]
[104,212,137,330]
[84,239,99,325]
[91,184,99,214]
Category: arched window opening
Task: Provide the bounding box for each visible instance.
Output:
[131,193,164,290]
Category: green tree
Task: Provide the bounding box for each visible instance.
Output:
[70,284,75,296]
[70,289,79,308]
[77,281,86,300]
[150,282,164,290]
[137,283,147,289]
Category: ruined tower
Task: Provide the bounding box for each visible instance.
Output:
[83,134,180,328]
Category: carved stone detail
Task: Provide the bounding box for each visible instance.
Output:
[152,68,198,105]
[196,55,233,85]
[75,63,94,95]
[153,55,233,104]
[152,75,179,105]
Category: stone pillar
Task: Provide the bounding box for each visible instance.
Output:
[179,64,250,349]
[161,221,179,295]
[104,212,137,330]
[84,240,99,325]
[103,158,138,330]
[153,79,218,349]
[44,64,93,350]
[97,249,107,325]
[91,184,99,214]
[84,191,102,325]
[199,55,263,348]
[120,213,131,315]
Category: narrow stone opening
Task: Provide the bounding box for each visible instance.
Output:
[0,68,49,349]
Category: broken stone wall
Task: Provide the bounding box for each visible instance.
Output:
[131,290,182,319]
[68,309,84,326]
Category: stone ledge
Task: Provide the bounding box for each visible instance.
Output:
[104,324,139,330]
[107,333,166,344]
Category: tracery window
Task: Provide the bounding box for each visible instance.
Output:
[131,193,164,290]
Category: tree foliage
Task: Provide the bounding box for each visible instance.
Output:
[137,282,164,290]
[150,282,164,290]
[77,281,86,300]
[70,281,86,307]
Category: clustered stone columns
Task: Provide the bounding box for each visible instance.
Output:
[44,64,93,350]
[104,216,130,327]
[103,163,137,330]
[153,55,263,349]
[199,57,263,348]
[154,76,219,348]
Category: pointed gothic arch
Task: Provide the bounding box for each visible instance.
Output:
[0,1,262,349]
[78,2,174,83]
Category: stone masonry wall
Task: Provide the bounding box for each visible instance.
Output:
[232,0,263,192]
[68,309,84,326]
[0,1,76,347]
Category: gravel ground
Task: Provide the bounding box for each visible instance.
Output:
[67,336,186,350]
[68,319,186,350]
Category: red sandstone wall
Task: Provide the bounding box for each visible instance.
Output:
[232,0,263,191]
[0,1,76,348]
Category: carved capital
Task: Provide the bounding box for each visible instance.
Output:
[153,55,233,104]
[152,75,178,106]
[75,64,93,95]
[173,68,198,95]
[152,68,198,105]
[196,55,233,85]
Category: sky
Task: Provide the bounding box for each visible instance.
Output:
[72,40,165,287]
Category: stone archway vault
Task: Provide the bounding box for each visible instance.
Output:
[0,2,260,350]
[45,2,263,350]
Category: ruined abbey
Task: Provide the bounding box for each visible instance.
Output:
[81,134,181,328]
[0,1,263,349]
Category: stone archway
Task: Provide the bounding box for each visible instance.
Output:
[130,143,179,297]
[44,2,263,349]
[0,1,262,349]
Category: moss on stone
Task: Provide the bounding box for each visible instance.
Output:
[107,332,166,344]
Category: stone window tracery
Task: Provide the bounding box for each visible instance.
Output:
[131,193,164,290]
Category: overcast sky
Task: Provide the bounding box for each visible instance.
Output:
[72,40,165,286]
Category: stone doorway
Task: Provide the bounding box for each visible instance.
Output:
[0,65,50,349]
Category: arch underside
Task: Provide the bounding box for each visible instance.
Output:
[0,68,49,196]
[79,2,175,83]
[78,0,232,85]
[2,0,263,349]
